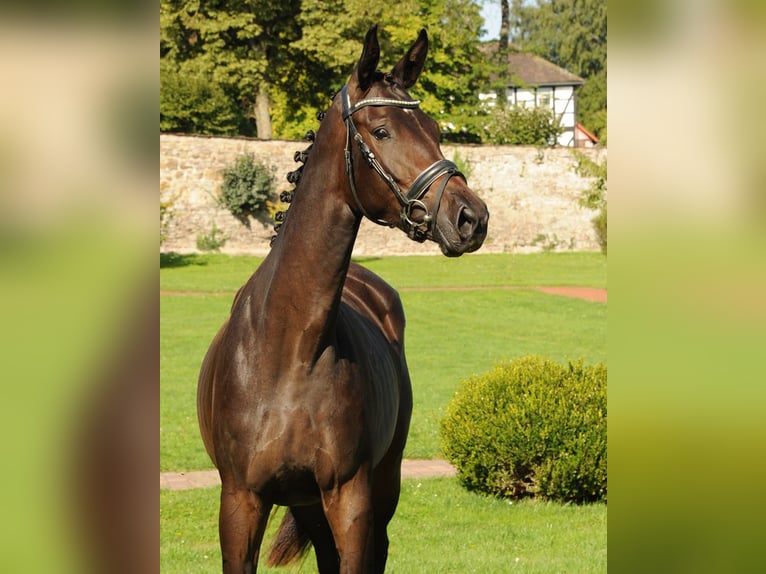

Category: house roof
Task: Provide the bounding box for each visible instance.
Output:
[482,43,584,88]
[505,52,584,87]
[576,122,599,143]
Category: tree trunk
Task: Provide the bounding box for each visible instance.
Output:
[254,85,272,140]
[499,0,510,52]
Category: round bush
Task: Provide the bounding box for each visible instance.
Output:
[218,153,274,220]
[440,356,606,503]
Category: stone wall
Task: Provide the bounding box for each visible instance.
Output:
[160,133,606,257]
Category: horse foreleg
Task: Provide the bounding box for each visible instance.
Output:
[219,486,272,574]
[321,468,374,574]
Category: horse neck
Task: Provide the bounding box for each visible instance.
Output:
[251,108,360,362]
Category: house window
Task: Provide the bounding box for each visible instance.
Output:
[537,89,552,109]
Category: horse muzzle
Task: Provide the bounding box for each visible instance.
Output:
[434,196,489,257]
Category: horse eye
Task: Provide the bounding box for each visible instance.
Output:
[372,127,390,140]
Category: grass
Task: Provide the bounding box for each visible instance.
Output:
[357,251,607,289]
[160,252,606,470]
[160,252,607,571]
[161,478,607,574]
[160,251,607,291]
[161,294,233,470]
[401,288,606,459]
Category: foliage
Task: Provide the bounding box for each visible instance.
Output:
[573,151,607,254]
[196,223,228,252]
[481,104,562,145]
[411,0,493,143]
[441,355,607,503]
[508,0,607,139]
[268,88,329,142]
[218,153,275,223]
[160,0,494,141]
[450,150,473,181]
[159,1,606,143]
[292,0,492,143]
[576,68,607,143]
[160,196,175,245]
[160,59,241,135]
[531,233,575,252]
[592,203,607,255]
[160,0,303,137]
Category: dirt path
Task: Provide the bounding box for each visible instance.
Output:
[533,286,607,303]
[161,286,607,302]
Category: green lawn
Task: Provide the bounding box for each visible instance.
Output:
[161,478,606,574]
[160,251,606,292]
[160,252,607,571]
[161,252,606,470]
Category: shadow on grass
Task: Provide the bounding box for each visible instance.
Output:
[160,252,208,268]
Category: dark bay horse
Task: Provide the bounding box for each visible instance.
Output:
[197,26,488,573]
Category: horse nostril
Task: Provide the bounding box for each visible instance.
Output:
[457,206,477,239]
[476,209,488,236]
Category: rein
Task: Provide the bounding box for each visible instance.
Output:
[340,85,464,242]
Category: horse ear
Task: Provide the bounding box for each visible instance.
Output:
[352,25,380,93]
[391,28,428,89]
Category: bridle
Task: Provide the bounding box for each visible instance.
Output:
[340,84,464,242]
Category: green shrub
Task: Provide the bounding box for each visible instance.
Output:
[592,203,607,255]
[573,152,607,255]
[440,356,607,503]
[451,150,473,181]
[481,105,562,146]
[218,153,275,223]
[160,196,174,246]
[196,223,228,252]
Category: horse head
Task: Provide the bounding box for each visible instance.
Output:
[337,25,489,257]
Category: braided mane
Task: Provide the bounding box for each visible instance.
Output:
[270,124,315,246]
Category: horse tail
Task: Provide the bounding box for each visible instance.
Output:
[267,508,312,567]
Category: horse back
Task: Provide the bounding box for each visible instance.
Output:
[342,262,406,349]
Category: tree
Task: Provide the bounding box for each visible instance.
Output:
[272,0,422,139]
[414,0,492,141]
[289,0,491,142]
[160,58,240,135]
[160,0,302,138]
[508,0,607,139]
[499,0,510,52]
[160,0,492,140]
